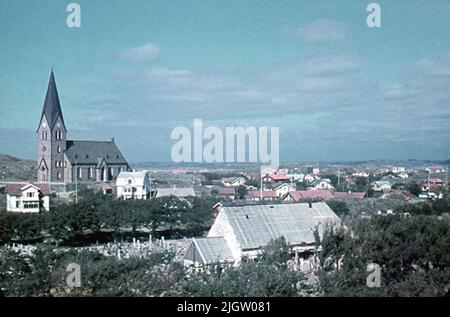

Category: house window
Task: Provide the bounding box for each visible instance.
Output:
[16,201,20,208]
[27,192,34,198]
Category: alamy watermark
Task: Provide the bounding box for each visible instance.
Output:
[366,263,381,288]
[66,263,81,288]
[171,119,280,167]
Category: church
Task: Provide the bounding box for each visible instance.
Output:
[36,70,129,183]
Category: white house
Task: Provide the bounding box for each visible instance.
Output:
[371,181,392,192]
[221,177,246,187]
[304,174,317,183]
[183,202,341,266]
[6,183,51,213]
[287,173,305,182]
[116,171,151,200]
[309,178,335,190]
[273,183,296,198]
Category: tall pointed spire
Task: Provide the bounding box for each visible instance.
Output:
[38,69,66,130]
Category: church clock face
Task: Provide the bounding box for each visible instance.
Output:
[42,122,47,128]
[42,146,47,153]
[56,122,61,128]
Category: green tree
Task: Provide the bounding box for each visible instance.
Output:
[236,185,248,200]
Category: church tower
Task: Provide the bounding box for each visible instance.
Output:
[37,70,67,182]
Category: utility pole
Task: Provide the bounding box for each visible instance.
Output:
[260,167,263,201]
[337,167,341,190]
[75,161,78,204]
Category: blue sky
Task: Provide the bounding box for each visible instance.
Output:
[1,0,449,163]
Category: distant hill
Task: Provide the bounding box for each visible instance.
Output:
[0,154,36,182]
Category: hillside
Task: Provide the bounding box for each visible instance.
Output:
[0,154,36,181]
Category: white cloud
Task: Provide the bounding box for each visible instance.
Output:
[116,43,160,62]
[296,19,346,44]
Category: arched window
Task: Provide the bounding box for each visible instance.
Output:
[41,130,45,140]
[77,167,82,180]
[88,167,93,179]
[57,146,61,153]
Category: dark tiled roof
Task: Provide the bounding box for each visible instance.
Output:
[64,140,128,165]
[38,70,66,130]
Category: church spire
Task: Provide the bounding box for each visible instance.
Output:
[38,69,66,130]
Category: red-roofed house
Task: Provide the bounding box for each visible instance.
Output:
[282,189,334,202]
[333,192,366,200]
[218,187,236,200]
[246,190,278,202]
[422,178,445,191]
[381,190,413,201]
[262,174,290,184]
[6,183,51,213]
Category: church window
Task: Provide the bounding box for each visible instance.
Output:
[41,130,45,140]
[88,167,93,179]
[57,172,62,180]
[57,146,61,153]
[55,161,58,168]
[64,161,67,168]
[77,167,82,179]
[74,154,78,159]
[86,154,89,159]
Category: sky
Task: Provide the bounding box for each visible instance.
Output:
[0,0,449,163]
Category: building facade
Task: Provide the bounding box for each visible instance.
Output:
[36,70,129,183]
[116,171,151,200]
[6,183,51,213]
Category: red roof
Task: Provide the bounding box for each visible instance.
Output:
[247,190,277,199]
[218,187,235,196]
[425,178,444,184]
[333,192,366,200]
[265,174,290,181]
[6,183,51,196]
[286,190,334,202]
[102,184,113,190]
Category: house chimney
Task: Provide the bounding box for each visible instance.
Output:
[308,201,312,208]
[111,137,115,142]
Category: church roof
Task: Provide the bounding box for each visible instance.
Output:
[64,140,128,165]
[38,70,66,130]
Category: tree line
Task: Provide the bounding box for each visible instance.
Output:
[0,188,218,246]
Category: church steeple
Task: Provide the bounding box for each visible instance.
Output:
[38,69,66,131]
